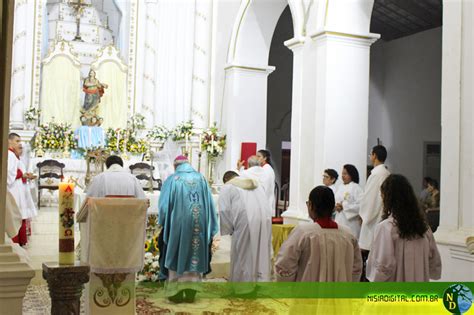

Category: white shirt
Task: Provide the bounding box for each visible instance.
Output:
[219,177,272,282]
[86,164,146,198]
[7,150,36,219]
[359,164,390,251]
[262,164,276,211]
[240,166,274,215]
[335,182,363,239]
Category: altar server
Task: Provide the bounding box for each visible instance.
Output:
[158,155,218,303]
[219,171,272,282]
[275,186,362,282]
[367,174,442,282]
[335,164,363,239]
[7,133,36,246]
[86,155,145,198]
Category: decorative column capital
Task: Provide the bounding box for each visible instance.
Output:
[309,30,379,47]
[224,63,275,75]
[284,36,306,51]
[43,262,90,315]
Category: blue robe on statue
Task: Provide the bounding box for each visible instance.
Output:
[158,162,218,278]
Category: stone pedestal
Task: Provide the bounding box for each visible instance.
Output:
[42,261,90,315]
[0,245,35,315]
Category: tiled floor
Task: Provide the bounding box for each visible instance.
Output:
[22,205,231,313]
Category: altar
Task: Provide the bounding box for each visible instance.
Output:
[74,190,219,217]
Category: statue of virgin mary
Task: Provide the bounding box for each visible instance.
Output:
[82,69,108,112]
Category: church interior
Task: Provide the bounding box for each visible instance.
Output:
[0,0,472,314]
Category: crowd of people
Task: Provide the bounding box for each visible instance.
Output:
[6,132,443,302]
[153,144,442,302]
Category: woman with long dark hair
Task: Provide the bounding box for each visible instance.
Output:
[334,164,363,239]
[366,174,442,282]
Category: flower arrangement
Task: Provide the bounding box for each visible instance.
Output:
[138,233,160,282]
[105,128,148,154]
[25,107,41,123]
[171,120,194,141]
[32,122,77,151]
[128,113,146,131]
[146,125,169,142]
[201,123,227,159]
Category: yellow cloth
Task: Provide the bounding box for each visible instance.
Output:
[5,191,22,238]
[84,198,148,273]
[41,55,81,127]
[96,62,128,129]
[272,224,295,258]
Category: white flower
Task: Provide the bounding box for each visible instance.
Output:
[151,261,159,269]
[144,252,153,259]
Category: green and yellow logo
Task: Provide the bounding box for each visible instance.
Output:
[443,284,473,314]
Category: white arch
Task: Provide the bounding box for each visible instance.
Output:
[227,0,303,66]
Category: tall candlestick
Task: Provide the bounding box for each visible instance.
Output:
[211,135,215,155]
[116,130,120,152]
[185,133,189,155]
[58,182,75,265]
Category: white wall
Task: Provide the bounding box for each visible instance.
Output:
[435,0,473,282]
[211,0,241,127]
[368,27,442,189]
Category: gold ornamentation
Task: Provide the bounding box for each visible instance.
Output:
[12,95,25,105]
[195,11,207,21]
[142,74,155,85]
[192,75,205,84]
[144,42,156,54]
[93,273,131,308]
[12,65,26,76]
[193,43,206,55]
[32,0,43,109]
[15,0,27,10]
[14,30,27,43]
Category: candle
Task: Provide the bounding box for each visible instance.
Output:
[58,182,75,265]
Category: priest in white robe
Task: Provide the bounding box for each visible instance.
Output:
[239,156,274,216]
[218,171,272,282]
[359,145,390,251]
[86,155,145,198]
[335,164,363,239]
[359,145,390,281]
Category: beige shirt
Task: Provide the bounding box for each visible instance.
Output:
[366,216,442,282]
[275,223,362,282]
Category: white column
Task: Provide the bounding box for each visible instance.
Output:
[142,0,158,126]
[282,33,378,224]
[220,64,274,171]
[190,0,213,129]
[435,0,473,281]
[9,0,28,130]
